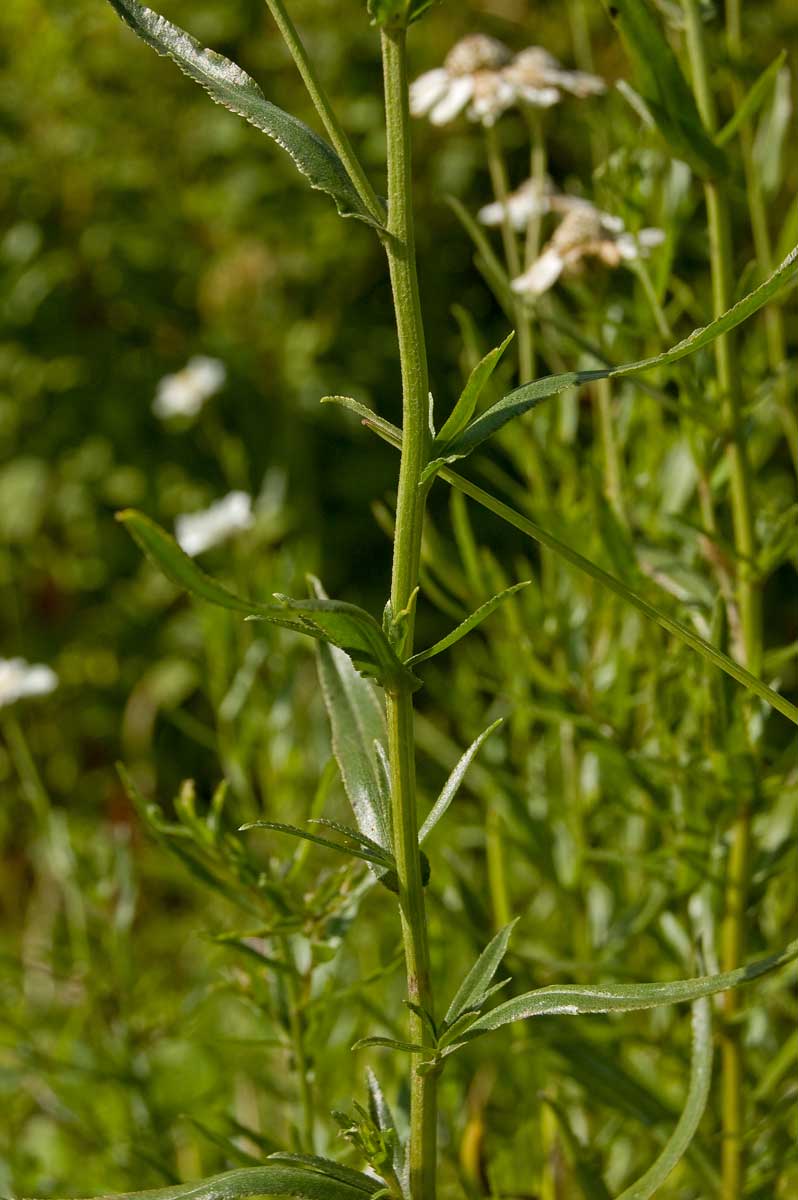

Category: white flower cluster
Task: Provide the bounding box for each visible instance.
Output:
[175,490,254,557]
[0,658,58,709]
[153,356,226,420]
[501,194,665,297]
[411,34,604,127]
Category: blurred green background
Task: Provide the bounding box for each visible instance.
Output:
[2,1,797,1197]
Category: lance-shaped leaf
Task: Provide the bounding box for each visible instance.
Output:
[716,49,788,147]
[352,1036,430,1054]
[265,1154,381,1195]
[433,331,515,449]
[408,583,530,666]
[603,0,726,178]
[418,719,503,844]
[349,412,798,726]
[312,586,393,868]
[439,937,798,1054]
[614,997,713,1199]
[119,511,415,689]
[240,820,395,870]
[443,918,519,1028]
[366,1068,405,1181]
[54,1162,384,1200]
[106,0,385,228]
[439,241,798,462]
[263,591,420,691]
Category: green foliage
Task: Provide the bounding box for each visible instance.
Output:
[3,0,798,1197]
[106,0,385,227]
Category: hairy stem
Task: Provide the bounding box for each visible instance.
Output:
[381,25,437,1200]
[263,0,385,226]
[683,4,762,1195]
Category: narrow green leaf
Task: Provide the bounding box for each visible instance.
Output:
[310,818,391,860]
[603,0,727,178]
[444,918,519,1026]
[408,582,530,665]
[449,937,798,1045]
[435,331,515,446]
[120,511,414,689]
[366,1068,404,1178]
[418,719,503,844]
[240,820,393,869]
[445,241,798,457]
[352,1037,429,1054]
[70,1163,382,1200]
[616,997,712,1199]
[312,585,394,860]
[434,472,798,727]
[265,1154,379,1195]
[338,374,796,724]
[263,591,420,690]
[106,0,385,228]
[716,50,787,146]
[118,510,259,615]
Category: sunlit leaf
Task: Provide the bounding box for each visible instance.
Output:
[418,719,503,844]
[240,820,394,869]
[434,331,515,448]
[106,0,385,228]
[59,1160,382,1200]
[408,583,529,665]
[443,918,518,1027]
[440,937,798,1052]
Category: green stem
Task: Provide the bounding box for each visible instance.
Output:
[263,0,385,226]
[483,124,534,383]
[683,5,763,1195]
[594,376,626,525]
[381,25,437,1200]
[725,1,798,476]
[281,939,314,1152]
[3,711,50,824]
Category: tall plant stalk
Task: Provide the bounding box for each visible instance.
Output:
[682,4,762,1196]
[380,25,437,1200]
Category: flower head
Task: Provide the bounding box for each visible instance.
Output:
[153,356,226,421]
[478,175,557,230]
[175,491,254,557]
[0,658,58,708]
[411,36,605,127]
[511,200,664,297]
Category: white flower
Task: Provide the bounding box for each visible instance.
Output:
[504,47,605,105]
[411,35,513,126]
[511,200,664,297]
[0,658,58,708]
[478,176,557,229]
[175,491,254,557]
[411,36,605,128]
[153,356,226,420]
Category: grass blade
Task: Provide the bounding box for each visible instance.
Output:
[615,998,712,1199]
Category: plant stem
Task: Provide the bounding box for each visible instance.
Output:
[484,124,534,383]
[725,0,798,477]
[263,0,385,226]
[682,5,763,1195]
[381,24,437,1200]
[3,712,50,824]
[281,938,314,1152]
